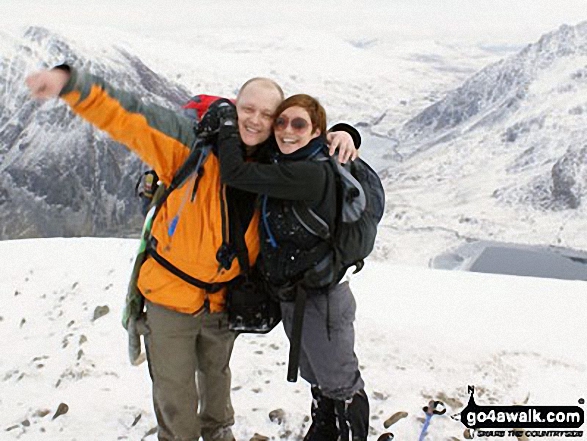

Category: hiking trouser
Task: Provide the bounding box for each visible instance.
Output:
[144,301,237,441]
[280,281,365,400]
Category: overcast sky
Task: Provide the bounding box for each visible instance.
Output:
[1,0,586,46]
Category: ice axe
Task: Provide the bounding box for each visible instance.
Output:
[418,400,446,441]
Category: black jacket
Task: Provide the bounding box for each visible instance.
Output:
[218,134,338,288]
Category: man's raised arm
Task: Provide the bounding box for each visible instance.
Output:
[25,66,195,185]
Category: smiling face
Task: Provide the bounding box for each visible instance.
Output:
[235,81,283,148]
[274,106,322,154]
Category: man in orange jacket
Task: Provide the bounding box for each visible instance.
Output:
[26,66,358,441]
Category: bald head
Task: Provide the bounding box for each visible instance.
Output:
[235,77,285,147]
[236,77,284,102]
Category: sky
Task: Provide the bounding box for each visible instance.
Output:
[1,0,586,46]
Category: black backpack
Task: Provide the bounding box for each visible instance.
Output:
[293,151,385,288]
[286,151,385,382]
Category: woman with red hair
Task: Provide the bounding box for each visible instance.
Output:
[215,94,369,441]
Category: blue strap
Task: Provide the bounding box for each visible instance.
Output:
[168,145,211,238]
[262,195,278,249]
[168,216,179,237]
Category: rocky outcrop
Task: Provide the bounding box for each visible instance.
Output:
[0,26,191,239]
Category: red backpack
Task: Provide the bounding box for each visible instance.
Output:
[182,94,235,120]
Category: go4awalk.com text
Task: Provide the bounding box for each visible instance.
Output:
[459,386,584,438]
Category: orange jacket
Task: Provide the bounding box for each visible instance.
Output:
[60,68,260,314]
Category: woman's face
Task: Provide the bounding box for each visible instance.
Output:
[273,106,321,154]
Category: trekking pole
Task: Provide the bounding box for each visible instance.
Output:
[418,400,446,441]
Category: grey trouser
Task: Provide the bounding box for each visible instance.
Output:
[144,301,237,441]
[281,281,365,400]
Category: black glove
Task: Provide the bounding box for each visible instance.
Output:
[197,98,237,141]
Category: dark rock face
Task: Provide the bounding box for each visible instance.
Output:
[0,26,191,239]
[549,145,587,210]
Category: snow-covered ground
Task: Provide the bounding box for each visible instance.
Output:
[1,238,585,440]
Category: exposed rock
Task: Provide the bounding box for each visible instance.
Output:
[92,305,110,321]
[143,426,158,438]
[52,402,69,420]
[268,408,286,424]
[383,411,408,428]
[131,413,142,427]
[550,145,587,209]
[372,391,389,401]
[33,409,51,418]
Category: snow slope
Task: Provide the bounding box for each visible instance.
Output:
[1,238,585,440]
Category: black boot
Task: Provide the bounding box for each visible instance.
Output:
[303,386,339,441]
[334,389,370,441]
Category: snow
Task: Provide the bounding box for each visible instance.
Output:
[0,238,585,440]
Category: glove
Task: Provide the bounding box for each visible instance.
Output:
[197,98,237,141]
[127,314,148,366]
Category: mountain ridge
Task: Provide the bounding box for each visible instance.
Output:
[0,26,191,239]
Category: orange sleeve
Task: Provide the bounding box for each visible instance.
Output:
[60,67,195,185]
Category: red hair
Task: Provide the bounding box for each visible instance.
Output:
[274,94,327,135]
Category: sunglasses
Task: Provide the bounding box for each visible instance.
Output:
[273,116,311,132]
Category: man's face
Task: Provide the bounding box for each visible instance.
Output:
[236,83,283,147]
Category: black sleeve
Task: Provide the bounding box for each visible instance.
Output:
[329,122,361,149]
[217,132,327,201]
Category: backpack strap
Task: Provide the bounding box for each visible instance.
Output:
[287,283,307,382]
[146,244,224,293]
[291,202,330,240]
[230,193,252,276]
[167,140,212,201]
[148,138,211,222]
[217,184,231,269]
[289,151,332,240]
[143,138,226,292]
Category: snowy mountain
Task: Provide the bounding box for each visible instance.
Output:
[1,238,585,440]
[4,20,587,269]
[377,21,587,265]
[0,26,190,240]
[0,22,507,247]
[398,22,587,152]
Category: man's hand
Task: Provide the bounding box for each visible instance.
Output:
[25,69,70,99]
[326,130,359,163]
